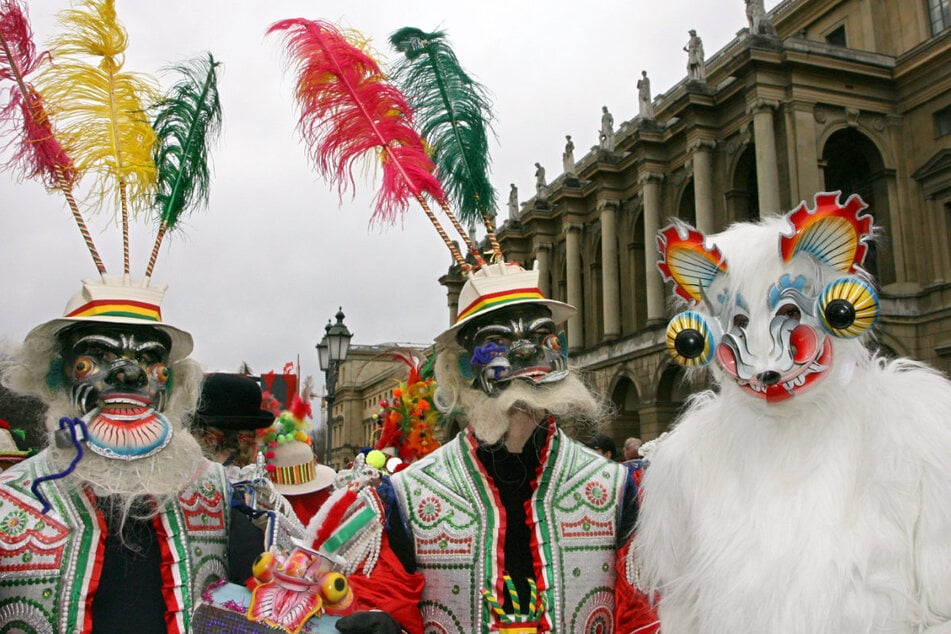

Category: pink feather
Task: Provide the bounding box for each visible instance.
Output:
[0,0,76,189]
[268,18,445,224]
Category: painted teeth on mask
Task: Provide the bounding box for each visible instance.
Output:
[783,373,808,393]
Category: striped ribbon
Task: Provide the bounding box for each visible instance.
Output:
[272,460,315,486]
[66,298,162,322]
[456,286,545,323]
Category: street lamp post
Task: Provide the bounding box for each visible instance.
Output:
[316,307,352,467]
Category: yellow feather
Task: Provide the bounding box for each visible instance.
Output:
[36,0,158,217]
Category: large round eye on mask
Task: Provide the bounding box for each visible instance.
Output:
[817,278,879,338]
[666,311,715,367]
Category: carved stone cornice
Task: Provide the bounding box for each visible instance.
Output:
[687,137,717,154]
[637,171,665,187]
[746,97,780,115]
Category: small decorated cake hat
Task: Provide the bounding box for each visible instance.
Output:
[261,394,335,495]
[267,440,336,496]
[0,419,31,466]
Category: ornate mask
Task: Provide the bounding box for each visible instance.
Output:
[657,192,879,403]
[57,322,174,460]
[459,304,569,396]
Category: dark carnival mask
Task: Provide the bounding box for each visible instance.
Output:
[459,304,569,396]
[57,322,175,460]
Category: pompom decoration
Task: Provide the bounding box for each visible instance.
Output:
[365,449,386,470]
[259,392,313,474]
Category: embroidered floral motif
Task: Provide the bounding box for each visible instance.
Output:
[418,496,442,522]
[0,510,27,536]
[584,481,609,507]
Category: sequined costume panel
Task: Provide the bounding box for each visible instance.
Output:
[390,425,626,633]
[0,451,230,633]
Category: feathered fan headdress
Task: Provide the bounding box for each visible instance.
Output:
[267,18,503,272]
[1,0,222,282]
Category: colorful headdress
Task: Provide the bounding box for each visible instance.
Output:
[268,18,578,359]
[373,352,443,462]
[268,20,550,297]
[1,0,222,350]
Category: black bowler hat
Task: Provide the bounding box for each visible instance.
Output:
[194,373,276,430]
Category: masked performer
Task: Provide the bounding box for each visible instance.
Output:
[0,278,275,633]
[0,1,281,627]
[330,263,657,634]
[632,192,951,632]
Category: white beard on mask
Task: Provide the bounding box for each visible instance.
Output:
[436,347,607,446]
[10,355,208,523]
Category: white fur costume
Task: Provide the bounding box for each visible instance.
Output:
[631,194,951,633]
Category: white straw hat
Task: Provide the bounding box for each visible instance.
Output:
[436,262,575,345]
[24,275,193,362]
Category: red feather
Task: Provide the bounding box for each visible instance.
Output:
[312,489,357,550]
[390,350,421,385]
[268,18,445,224]
[0,0,76,189]
[289,392,312,421]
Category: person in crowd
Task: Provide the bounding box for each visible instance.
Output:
[331,262,659,633]
[588,432,619,461]
[622,436,643,463]
[192,372,276,478]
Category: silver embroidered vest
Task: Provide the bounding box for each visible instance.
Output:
[0,451,231,633]
[389,425,627,633]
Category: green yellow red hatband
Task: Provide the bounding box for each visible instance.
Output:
[456,287,545,323]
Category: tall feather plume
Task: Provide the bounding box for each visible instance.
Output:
[267,18,473,269]
[144,53,223,279]
[37,0,160,275]
[389,26,502,261]
[0,0,105,273]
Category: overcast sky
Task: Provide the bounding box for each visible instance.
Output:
[1,0,779,393]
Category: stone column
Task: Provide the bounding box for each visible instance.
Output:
[438,270,466,326]
[786,100,821,203]
[689,139,716,233]
[599,200,621,340]
[565,223,584,350]
[640,172,666,323]
[534,243,552,298]
[749,98,781,214]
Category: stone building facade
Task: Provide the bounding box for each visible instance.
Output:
[442,0,951,445]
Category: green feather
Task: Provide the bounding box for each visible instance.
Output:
[388,27,496,226]
[152,52,222,226]
[144,52,222,278]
